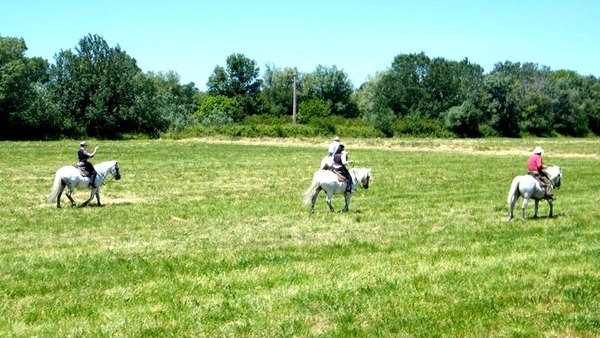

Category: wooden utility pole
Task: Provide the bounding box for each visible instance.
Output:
[292,74,297,125]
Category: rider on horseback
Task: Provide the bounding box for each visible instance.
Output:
[332,144,354,193]
[78,141,99,188]
[328,136,340,156]
[527,146,553,202]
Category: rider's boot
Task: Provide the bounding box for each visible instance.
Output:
[90,172,97,188]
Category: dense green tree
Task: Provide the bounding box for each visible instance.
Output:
[48,34,142,138]
[444,100,483,137]
[482,68,521,137]
[419,57,457,117]
[514,63,555,136]
[139,71,199,134]
[354,74,396,136]
[520,91,555,136]
[301,65,357,118]
[382,52,431,117]
[207,53,264,118]
[0,36,51,139]
[582,75,600,135]
[197,95,243,123]
[261,64,299,117]
[297,98,330,124]
[552,71,589,136]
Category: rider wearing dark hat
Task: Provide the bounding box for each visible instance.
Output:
[78,141,99,188]
[332,144,354,193]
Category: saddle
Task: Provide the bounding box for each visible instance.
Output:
[528,172,553,200]
[74,164,91,177]
[331,168,348,182]
[528,172,546,188]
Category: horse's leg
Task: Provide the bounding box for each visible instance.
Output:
[56,185,66,208]
[533,200,539,219]
[507,196,516,221]
[81,187,96,207]
[341,192,352,212]
[326,191,335,212]
[521,197,530,220]
[310,187,322,214]
[65,186,76,207]
[96,189,101,206]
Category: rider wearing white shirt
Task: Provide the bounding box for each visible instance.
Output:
[328,136,340,156]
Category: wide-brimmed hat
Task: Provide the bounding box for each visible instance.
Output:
[532,146,544,154]
[333,136,340,141]
[80,141,88,146]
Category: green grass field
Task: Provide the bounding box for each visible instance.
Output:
[1,137,599,337]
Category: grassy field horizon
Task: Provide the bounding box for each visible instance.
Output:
[1,137,599,336]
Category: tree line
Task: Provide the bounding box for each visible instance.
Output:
[1,34,599,140]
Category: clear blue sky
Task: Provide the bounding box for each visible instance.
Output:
[2,0,598,90]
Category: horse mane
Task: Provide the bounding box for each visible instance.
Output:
[546,165,561,179]
[351,168,371,180]
[95,160,117,170]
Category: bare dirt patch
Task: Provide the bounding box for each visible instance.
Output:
[177,137,600,159]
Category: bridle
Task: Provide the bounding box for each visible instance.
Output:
[98,163,120,186]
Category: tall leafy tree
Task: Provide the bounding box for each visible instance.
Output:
[48,34,142,138]
[386,52,431,117]
[354,73,396,136]
[517,64,555,136]
[482,64,521,137]
[582,75,600,135]
[261,63,299,117]
[140,71,199,133]
[0,36,51,139]
[552,70,589,136]
[301,65,357,118]
[206,53,264,118]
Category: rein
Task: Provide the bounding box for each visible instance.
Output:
[97,164,118,186]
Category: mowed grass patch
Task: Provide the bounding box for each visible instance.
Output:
[0,138,599,336]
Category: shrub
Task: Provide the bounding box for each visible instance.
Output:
[244,115,291,126]
[444,101,483,137]
[392,118,449,137]
[201,110,235,127]
[297,99,330,124]
[197,95,244,122]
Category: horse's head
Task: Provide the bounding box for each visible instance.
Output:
[354,168,371,189]
[547,166,561,189]
[112,161,121,180]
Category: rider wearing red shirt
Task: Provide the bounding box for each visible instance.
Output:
[527,146,553,201]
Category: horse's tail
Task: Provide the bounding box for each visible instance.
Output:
[47,171,63,204]
[302,174,321,206]
[507,176,521,207]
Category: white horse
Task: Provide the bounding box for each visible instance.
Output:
[302,168,371,213]
[320,155,333,170]
[507,166,562,221]
[47,160,121,208]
